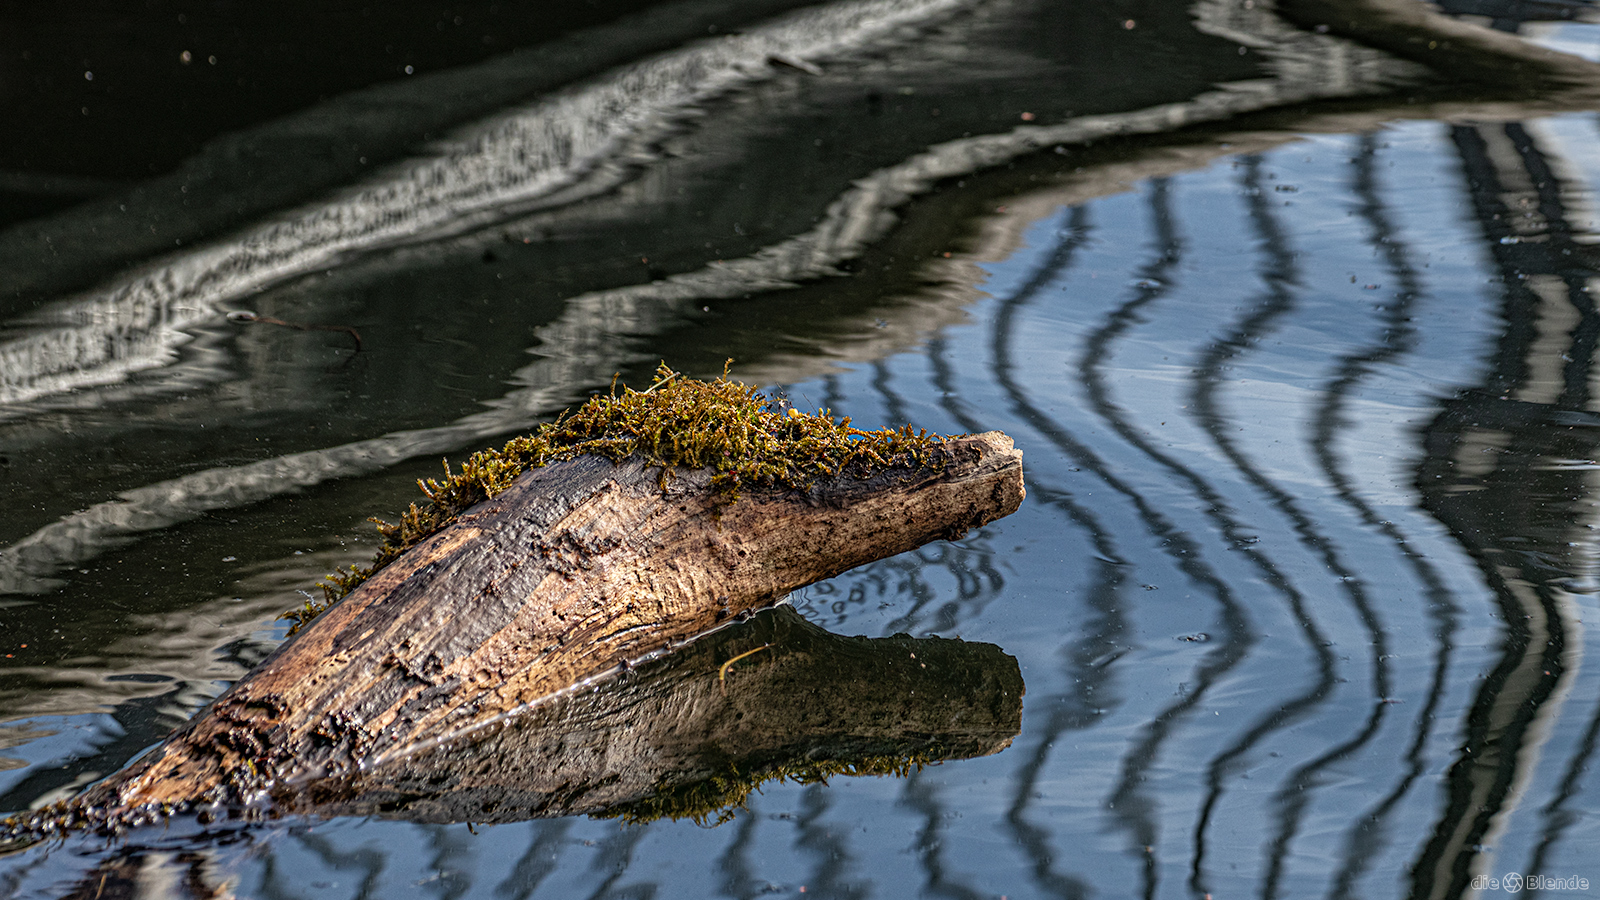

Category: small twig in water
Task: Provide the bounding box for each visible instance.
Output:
[718,643,772,692]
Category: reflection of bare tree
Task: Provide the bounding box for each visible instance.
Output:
[580,825,651,900]
[1525,689,1600,888]
[1050,178,1279,900]
[795,785,869,900]
[1323,133,1466,900]
[1164,155,1343,899]
[714,813,766,900]
[1410,120,1600,898]
[984,203,1271,900]
[264,828,385,900]
[1055,172,1330,899]
[797,536,1005,636]
[493,820,572,900]
[900,770,994,900]
[1190,155,1398,900]
[58,846,238,900]
[927,337,1110,900]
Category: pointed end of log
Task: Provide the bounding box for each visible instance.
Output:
[948,430,1026,522]
[966,430,1023,479]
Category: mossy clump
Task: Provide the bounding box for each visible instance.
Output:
[596,751,936,827]
[283,363,942,631]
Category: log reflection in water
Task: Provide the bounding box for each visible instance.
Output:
[281,605,1022,825]
[25,606,1019,896]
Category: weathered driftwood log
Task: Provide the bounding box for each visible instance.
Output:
[42,426,1021,829]
[290,605,1023,825]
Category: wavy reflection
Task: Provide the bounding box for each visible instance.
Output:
[0,0,980,410]
[1177,155,1343,899]
[1525,695,1600,886]
[927,334,1120,900]
[1045,179,1248,899]
[12,5,1600,896]
[1409,119,1598,899]
[903,770,997,900]
[714,812,764,900]
[1199,154,1394,898]
[1325,133,1465,900]
[494,820,572,900]
[986,201,1268,900]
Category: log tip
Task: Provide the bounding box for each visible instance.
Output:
[962,431,1025,506]
[966,430,1020,458]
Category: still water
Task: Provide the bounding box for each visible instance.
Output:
[4,0,1600,897]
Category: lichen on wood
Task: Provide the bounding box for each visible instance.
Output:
[285,363,942,630]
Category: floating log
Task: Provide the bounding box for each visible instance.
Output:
[5,372,1023,838]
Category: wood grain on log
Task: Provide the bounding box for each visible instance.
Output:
[71,430,1023,819]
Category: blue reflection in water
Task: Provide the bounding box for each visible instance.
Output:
[6,114,1600,898]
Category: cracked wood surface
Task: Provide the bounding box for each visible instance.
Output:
[89,430,1024,813]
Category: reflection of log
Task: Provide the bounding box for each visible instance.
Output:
[293,605,1024,825]
[32,608,1019,892]
[60,431,1023,825]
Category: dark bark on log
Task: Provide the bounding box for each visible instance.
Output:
[67,431,1024,820]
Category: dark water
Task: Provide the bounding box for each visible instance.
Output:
[4,0,1600,897]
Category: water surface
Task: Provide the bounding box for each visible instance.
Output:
[4,1,1600,897]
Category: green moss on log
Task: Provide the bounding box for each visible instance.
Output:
[282,363,941,631]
